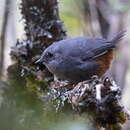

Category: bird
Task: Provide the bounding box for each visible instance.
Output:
[36,31,125,84]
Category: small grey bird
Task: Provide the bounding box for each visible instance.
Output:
[36,31,125,84]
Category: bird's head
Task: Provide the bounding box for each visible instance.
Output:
[36,45,56,64]
[35,43,63,73]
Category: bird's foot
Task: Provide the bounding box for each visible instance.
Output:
[68,82,89,105]
[51,77,74,88]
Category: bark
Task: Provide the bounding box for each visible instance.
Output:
[10,0,66,84]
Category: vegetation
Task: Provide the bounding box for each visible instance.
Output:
[0,0,130,130]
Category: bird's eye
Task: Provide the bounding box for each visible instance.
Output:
[47,52,53,58]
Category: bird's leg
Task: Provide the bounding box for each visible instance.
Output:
[54,75,69,85]
[54,75,59,82]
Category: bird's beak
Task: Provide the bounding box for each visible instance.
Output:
[35,58,45,64]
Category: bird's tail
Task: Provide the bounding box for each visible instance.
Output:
[110,30,126,44]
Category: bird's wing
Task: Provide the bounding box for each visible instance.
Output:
[82,31,125,60]
[82,40,114,61]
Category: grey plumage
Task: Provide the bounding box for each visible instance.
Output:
[37,31,125,83]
